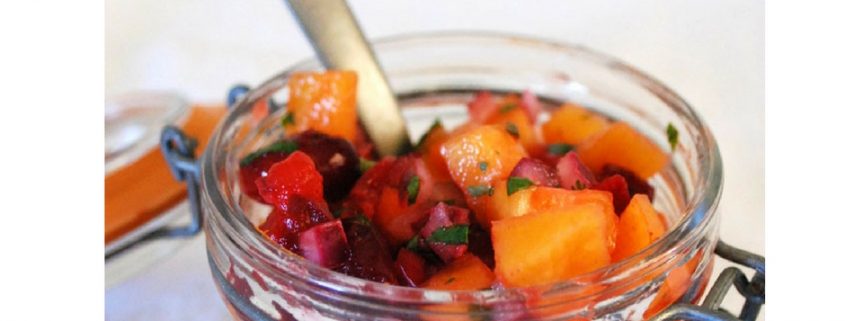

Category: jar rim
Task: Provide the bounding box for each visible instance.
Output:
[201,31,723,306]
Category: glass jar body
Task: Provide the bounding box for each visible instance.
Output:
[203,33,722,321]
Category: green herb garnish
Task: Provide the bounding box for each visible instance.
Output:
[507,177,534,196]
[352,214,372,226]
[666,123,679,151]
[467,185,493,197]
[240,140,298,165]
[332,207,344,219]
[442,199,457,205]
[407,175,421,205]
[281,112,295,126]
[406,235,421,251]
[547,143,575,156]
[415,119,443,150]
[505,122,519,138]
[572,180,587,190]
[428,225,469,244]
[499,103,517,114]
[359,158,376,172]
[479,161,488,172]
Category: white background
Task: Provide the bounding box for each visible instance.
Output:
[105,1,764,320]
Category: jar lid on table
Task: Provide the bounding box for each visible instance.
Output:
[104,91,225,287]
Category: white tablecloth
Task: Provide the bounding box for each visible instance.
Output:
[105,1,763,320]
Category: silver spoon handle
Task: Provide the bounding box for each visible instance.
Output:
[285,0,411,156]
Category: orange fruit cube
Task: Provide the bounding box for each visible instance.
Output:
[529,187,618,252]
[542,103,610,145]
[417,121,452,182]
[285,71,358,142]
[492,202,615,288]
[577,122,669,179]
[611,194,667,262]
[440,125,527,224]
[485,103,543,157]
[487,180,536,224]
[422,254,495,291]
[644,251,704,318]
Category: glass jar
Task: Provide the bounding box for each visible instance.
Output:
[201,32,722,321]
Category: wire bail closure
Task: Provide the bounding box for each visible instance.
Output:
[651,241,765,321]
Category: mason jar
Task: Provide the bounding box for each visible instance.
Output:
[199,32,722,321]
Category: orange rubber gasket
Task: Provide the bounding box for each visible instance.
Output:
[105,105,226,244]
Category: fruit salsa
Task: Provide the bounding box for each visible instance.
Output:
[237,70,688,311]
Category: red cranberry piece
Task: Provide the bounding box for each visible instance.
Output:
[467,225,495,268]
[337,216,399,284]
[420,203,471,237]
[467,91,498,123]
[353,122,377,159]
[519,90,542,124]
[594,174,632,214]
[293,130,361,202]
[395,248,428,287]
[238,144,291,203]
[420,203,471,263]
[259,196,332,253]
[600,164,655,201]
[344,157,396,219]
[299,220,349,269]
[255,151,324,207]
[556,152,598,190]
[509,157,559,187]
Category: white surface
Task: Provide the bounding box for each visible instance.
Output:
[105,1,764,320]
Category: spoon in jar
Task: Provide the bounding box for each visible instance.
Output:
[285,0,412,156]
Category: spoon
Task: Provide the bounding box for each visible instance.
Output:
[285,0,412,156]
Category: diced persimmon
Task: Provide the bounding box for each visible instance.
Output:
[285,71,358,142]
[440,125,527,225]
[373,187,429,245]
[525,283,606,319]
[492,203,614,288]
[612,194,667,262]
[374,187,404,233]
[542,103,610,145]
[577,122,669,179]
[422,254,495,291]
[644,251,704,318]
[421,304,472,321]
[529,187,618,252]
[485,106,543,157]
[487,180,536,224]
[417,121,452,182]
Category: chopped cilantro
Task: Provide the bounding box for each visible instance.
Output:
[240,140,298,165]
[359,158,376,172]
[281,112,295,126]
[667,123,679,151]
[479,161,488,172]
[407,176,421,205]
[415,119,443,150]
[505,122,520,138]
[405,235,420,251]
[428,225,469,244]
[507,177,534,196]
[445,277,456,284]
[331,207,344,218]
[572,180,587,190]
[467,185,493,197]
[352,214,372,226]
[442,199,457,205]
[499,103,517,114]
[547,143,575,156]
